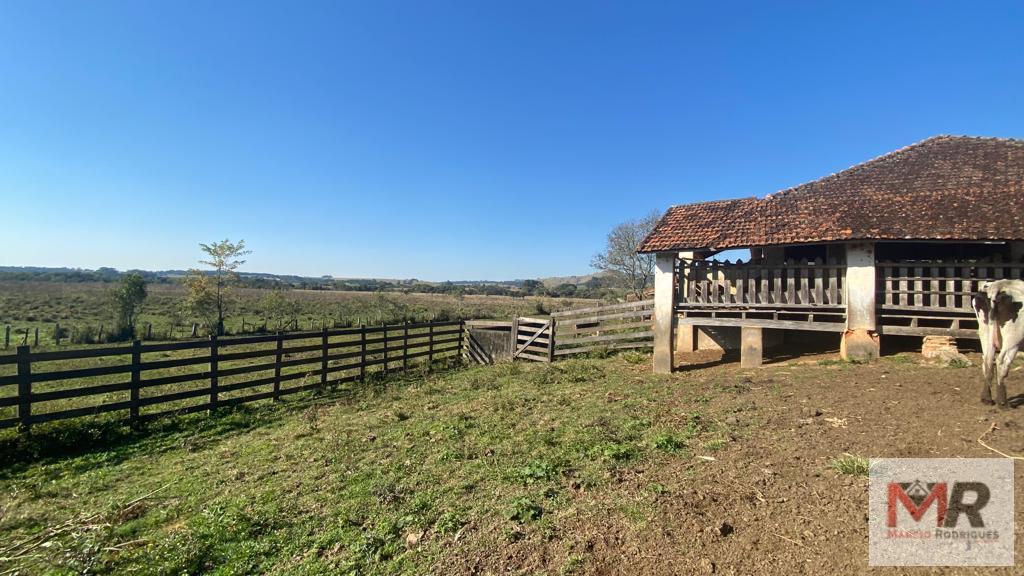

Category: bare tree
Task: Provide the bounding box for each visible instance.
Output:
[185,239,252,335]
[591,211,662,300]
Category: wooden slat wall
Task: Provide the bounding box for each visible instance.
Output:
[877,259,1024,313]
[677,259,846,309]
[0,320,464,431]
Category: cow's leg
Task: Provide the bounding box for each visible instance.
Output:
[980,342,995,405]
[995,345,1019,408]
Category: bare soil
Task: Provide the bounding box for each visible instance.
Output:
[443,348,1024,575]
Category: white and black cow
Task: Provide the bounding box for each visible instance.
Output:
[972,280,1024,407]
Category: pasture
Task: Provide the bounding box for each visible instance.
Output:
[0,281,595,348]
[2,350,1021,575]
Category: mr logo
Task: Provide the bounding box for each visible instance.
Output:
[887,480,990,528]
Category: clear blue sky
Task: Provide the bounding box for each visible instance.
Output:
[2,1,1022,281]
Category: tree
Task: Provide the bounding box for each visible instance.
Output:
[258,289,300,330]
[109,273,147,337]
[550,283,578,298]
[186,239,252,335]
[182,273,220,334]
[591,211,662,300]
[521,279,547,296]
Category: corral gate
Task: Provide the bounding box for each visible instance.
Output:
[512,316,553,362]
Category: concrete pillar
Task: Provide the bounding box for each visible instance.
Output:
[841,242,880,361]
[740,327,762,368]
[674,319,696,354]
[653,252,676,373]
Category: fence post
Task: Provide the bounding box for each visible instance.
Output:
[4,325,9,349]
[130,339,141,425]
[321,326,329,389]
[54,323,61,345]
[458,320,465,363]
[382,324,389,377]
[547,318,556,363]
[34,327,39,347]
[273,331,283,401]
[146,323,153,340]
[510,317,519,359]
[16,346,31,432]
[427,323,434,370]
[359,325,367,383]
[209,335,219,414]
[402,322,409,372]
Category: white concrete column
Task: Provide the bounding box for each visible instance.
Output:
[740,327,763,368]
[653,252,676,373]
[842,242,879,361]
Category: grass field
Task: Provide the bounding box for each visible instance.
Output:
[2,349,1022,574]
[0,352,688,574]
[0,281,597,348]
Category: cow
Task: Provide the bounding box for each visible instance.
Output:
[972,280,1024,407]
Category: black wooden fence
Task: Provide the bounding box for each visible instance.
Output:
[0,320,463,431]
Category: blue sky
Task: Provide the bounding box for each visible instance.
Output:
[2,1,1022,281]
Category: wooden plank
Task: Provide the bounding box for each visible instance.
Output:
[879,325,979,339]
[551,300,653,318]
[29,345,132,362]
[562,309,653,325]
[558,320,651,337]
[130,340,141,424]
[813,264,823,305]
[898,266,907,306]
[554,341,653,356]
[557,330,653,346]
[677,317,847,332]
[515,351,550,362]
[274,332,283,400]
[945,265,956,310]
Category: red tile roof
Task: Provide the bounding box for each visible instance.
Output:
[639,135,1024,253]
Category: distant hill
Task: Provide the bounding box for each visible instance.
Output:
[0,266,624,299]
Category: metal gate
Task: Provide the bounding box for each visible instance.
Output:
[512,316,553,362]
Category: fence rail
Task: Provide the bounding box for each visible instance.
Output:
[0,320,463,431]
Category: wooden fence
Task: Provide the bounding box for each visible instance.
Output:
[877,260,1024,312]
[677,259,846,308]
[550,300,654,358]
[0,320,463,431]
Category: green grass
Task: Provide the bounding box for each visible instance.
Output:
[0,281,598,349]
[0,354,735,575]
[829,453,870,476]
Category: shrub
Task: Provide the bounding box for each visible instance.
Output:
[507,497,543,523]
[830,453,870,476]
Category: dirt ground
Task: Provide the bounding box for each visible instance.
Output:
[444,344,1024,575]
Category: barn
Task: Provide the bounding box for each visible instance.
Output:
[639,135,1024,372]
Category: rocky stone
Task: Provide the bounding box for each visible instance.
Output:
[921,336,971,366]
